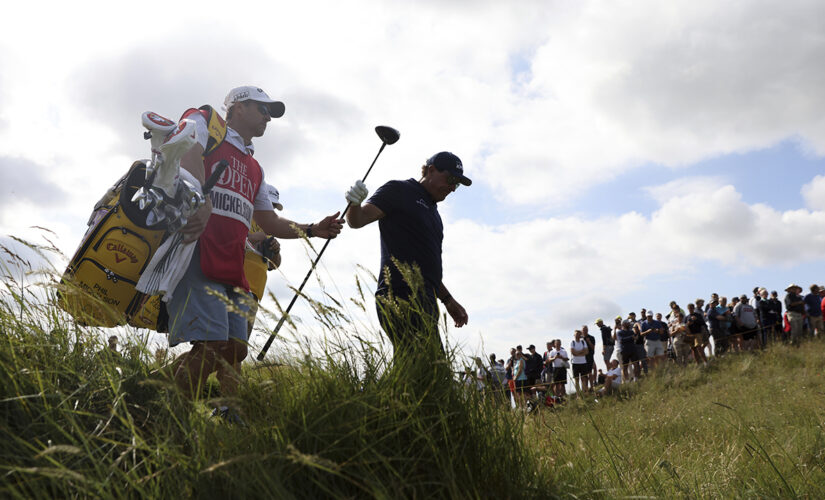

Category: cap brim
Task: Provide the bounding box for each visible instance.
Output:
[267,101,285,118]
[446,168,472,186]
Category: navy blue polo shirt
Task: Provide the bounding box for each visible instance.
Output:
[368,179,443,302]
[804,293,822,317]
[616,329,635,349]
[640,320,660,341]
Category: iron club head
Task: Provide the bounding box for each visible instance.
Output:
[375,125,400,145]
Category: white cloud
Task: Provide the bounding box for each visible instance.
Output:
[801,175,825,211]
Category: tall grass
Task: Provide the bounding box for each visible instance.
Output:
[531,340,825,497]
[0,240,550,498]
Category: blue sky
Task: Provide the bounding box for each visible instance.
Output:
[1,0,825,374]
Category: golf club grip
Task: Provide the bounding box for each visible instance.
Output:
[203,160,228,194]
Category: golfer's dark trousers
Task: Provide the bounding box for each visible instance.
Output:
[375,291,443,359]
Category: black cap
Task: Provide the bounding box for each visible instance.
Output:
[528,344,536,350]
[428,151,472,186]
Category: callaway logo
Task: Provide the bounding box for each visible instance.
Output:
[233,90,250,102]
[106,242,139,264]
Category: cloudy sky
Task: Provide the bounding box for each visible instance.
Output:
[2,0,825,370]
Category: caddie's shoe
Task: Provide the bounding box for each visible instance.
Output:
[210,406,246,426]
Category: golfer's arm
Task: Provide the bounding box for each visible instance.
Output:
[346,203,384,229]
[253,210,313,239]
[436,283,455,303]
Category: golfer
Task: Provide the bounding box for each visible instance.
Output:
[345,151,470,363]
[170,85,343,404]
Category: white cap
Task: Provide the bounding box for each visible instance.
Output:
[224,86,285,118]
[265,183,283,210]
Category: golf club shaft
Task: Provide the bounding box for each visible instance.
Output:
[256,142,387,360]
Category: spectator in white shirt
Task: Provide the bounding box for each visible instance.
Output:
[598,359,622,395]
[570,330,589,395]
[548,339,569,398]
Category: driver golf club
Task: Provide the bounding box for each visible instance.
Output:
[257,125,400,360]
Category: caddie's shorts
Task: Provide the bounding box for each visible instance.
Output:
[167,251,251,347]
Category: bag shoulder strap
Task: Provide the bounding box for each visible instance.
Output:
[198,105,227,157]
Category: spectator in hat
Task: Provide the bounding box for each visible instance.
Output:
[525,344,544,388]
[784,284,805,344]
[734,294,758,351]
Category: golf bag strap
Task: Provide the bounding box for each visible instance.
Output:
[199,105,227,157]
[180,105,227,157]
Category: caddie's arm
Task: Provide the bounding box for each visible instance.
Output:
[437,282,468,327]
[253,210,343,240]
[179,144,212,243]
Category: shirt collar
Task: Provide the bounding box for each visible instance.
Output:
[226,126,255,155]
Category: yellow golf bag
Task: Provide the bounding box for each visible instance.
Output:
[58,161,169,327]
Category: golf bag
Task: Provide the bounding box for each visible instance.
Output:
[58,106,228,330]
[57,161,169,327]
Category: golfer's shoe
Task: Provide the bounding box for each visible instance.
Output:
[210,406,246,426]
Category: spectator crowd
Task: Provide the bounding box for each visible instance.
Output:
[465,283,824,407]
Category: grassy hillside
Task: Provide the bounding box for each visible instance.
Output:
[0,268,550,499]
[531,339,825,497]
[2,246,824,498]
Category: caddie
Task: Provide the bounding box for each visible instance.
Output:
[170,85,344,404]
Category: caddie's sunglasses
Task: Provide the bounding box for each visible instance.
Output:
[253,102,271,117]
[446,174,461,186]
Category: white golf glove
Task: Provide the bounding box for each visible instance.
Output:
[345,180,369,206]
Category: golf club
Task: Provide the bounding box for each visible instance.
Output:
[257,125,400,360]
